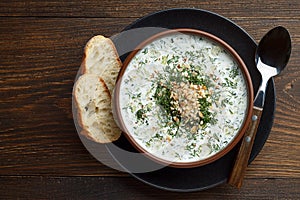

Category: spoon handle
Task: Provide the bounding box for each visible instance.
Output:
[228,107,263,188]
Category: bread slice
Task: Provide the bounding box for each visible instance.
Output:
[81,35,122,94]
[73,74,121,143]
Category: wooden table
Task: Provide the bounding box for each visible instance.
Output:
[1,1,299,199]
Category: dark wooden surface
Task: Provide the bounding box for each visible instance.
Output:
[0,1,299,199]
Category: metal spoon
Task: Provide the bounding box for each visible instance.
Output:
[228,26,292,188]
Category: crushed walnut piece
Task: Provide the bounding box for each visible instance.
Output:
[169,81,210,132]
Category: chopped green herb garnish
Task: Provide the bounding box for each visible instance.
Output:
[198,97,212,124]
[142,48,148,54]
[229,67,239,79]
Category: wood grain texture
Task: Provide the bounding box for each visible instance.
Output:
[0,17,129,176]
[0,0,300,198]
[0,0,299,19]
[0,176,299,199]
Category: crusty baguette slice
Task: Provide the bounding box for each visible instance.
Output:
[82,35,122,94]
[73,74,121,143]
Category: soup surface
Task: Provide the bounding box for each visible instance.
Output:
[119,32,248,163]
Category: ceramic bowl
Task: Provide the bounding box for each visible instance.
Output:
[113,29,254,168]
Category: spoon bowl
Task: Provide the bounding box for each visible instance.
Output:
[256,26,292,73]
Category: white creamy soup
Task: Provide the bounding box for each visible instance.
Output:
[119,32,248,163]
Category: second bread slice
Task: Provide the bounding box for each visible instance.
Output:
[73,73,121,143]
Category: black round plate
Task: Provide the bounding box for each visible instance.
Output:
[109,8,275,192]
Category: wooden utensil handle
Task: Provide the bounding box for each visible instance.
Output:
[228,107,263,188]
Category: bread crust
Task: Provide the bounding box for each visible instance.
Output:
[82,35,122,71]
[73,74,121,143]
[81,35,122,94]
